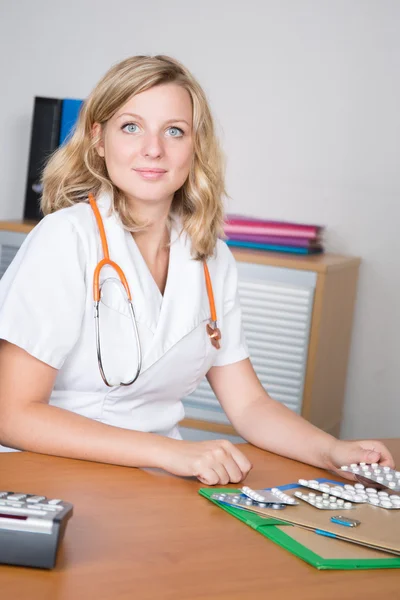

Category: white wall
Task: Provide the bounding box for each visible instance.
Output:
[0,0,399,438]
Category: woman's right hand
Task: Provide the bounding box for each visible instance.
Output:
[162,438,253,485]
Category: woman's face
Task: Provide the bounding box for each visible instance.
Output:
[96,83,194,209]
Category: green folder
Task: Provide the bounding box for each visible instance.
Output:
[199,485,400,570]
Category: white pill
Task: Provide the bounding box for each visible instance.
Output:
[259,503,266,507]
[309,480,319,485]
[360,462,366,466]
[354,483,365,490]
[371,463,378,468]
[374,468,381,474]
[377,477,384,482]
[271,488,279,494]
[344,484,354,491]
[331,490,342,497]
[386,475,393,480]
[343,494,353,501]
[344,502,352,509]
[395,472,400,478]
[388,482,396,488]
[369,497,380,505]
[361,465,369,471]
[366,488,377,494]
[298,479,308,486]
[350,463,358,468]
[294,491,302,497]
[310,483,319,489]
[322,500,329,506]
[340,466,349,471]
[322,493,329,499]
[383,466,391,472]
[378,491,389,497]
[309,492,316,498]
[390,495,400,500]
[381,501,392,508]
[337,499,345,506]
[329,497,337,503]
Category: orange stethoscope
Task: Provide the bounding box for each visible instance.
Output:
[89,193,221,387]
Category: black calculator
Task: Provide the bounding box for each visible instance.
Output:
[0,491,73,569]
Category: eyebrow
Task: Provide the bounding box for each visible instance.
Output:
[117,112,191,127]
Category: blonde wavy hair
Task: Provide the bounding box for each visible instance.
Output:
[41,55,227,260]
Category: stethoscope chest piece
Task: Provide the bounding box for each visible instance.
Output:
[206,323,221,349]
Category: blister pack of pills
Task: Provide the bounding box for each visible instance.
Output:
[298,479,369,503]
[341,463,400,492]
[294,490,354,510]
[241,486,298,506]
[297,479,400,510]
[210,492,286,510]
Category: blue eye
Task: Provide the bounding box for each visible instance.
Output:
[122,123,139,133]
[167,127,184,137]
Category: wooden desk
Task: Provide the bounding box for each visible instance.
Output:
[0,441,399,599]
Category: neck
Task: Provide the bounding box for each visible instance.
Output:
[129,197,173,265]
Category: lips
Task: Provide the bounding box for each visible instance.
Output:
[134,168,167,173]
[133,168,167,180]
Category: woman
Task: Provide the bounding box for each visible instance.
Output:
[0,55,394,485]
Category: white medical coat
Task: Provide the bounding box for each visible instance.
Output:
[0,192,248,451]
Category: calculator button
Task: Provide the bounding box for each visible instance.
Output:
[48,499,63,505]
[34,504,60,511]
[6,494,27,501]
[26,496,46,503]
[0,505,47,516]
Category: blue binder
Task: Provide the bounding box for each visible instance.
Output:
[59,99,83,145]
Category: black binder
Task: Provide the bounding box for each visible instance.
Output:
[24,97,62,221]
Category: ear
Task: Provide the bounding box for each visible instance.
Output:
[92,122,105,157]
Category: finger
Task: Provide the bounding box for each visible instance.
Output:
[340,446,382,468]
[220,453,245,483]
[197,468,220,486]
[209,462,231,486]
[364,442,395,468]
[222,442,252,476]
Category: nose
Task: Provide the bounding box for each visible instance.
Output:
[141,132,164,159]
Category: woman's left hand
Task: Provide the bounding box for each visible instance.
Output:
[324,439,396,479]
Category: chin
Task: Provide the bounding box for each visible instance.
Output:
[123,190,176,205]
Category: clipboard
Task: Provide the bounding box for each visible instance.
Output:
[199,479,400,570]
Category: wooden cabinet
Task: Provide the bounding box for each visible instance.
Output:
[0,220,360,440]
